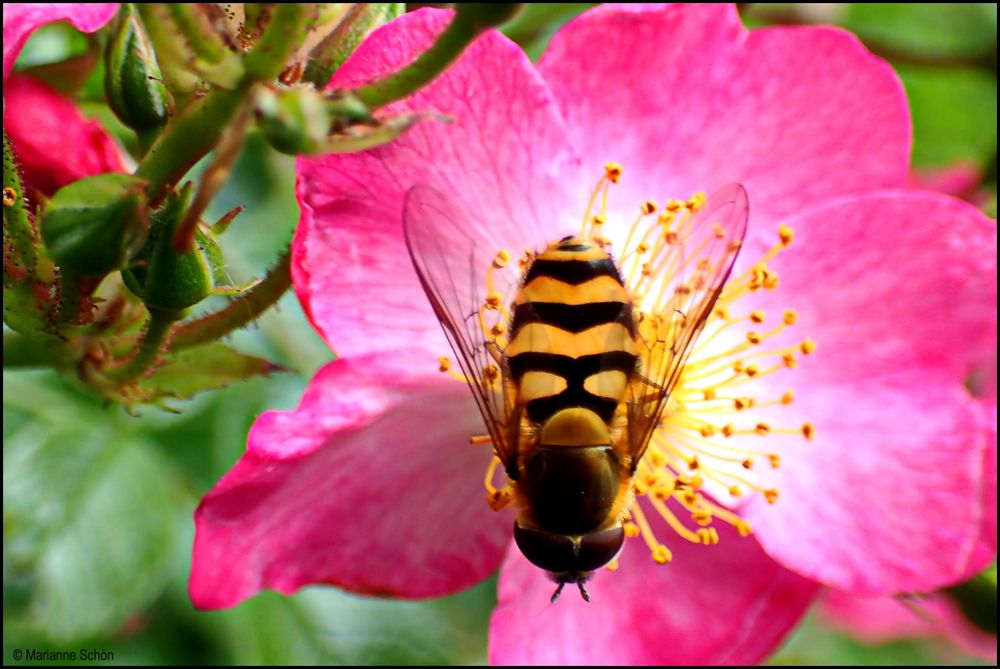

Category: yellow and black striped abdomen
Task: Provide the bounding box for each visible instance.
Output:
[507,238,638,425]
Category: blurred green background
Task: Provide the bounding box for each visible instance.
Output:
[3,3,996,665]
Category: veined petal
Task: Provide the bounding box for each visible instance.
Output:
[3,74,126,195]
[740,370,990,594]
[3,3,119,80]
[538,4,910,228]
[190,351,511,609]
[490,519,819,665]
[293,8,580,358]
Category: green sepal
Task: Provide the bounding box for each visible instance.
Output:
[40,173,149,276]
[136,343,285,401]
[105,4,169,131]
[303,4,405,88]
[122,186,214,311]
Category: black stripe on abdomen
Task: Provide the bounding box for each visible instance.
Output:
[523,258,623,286]
[510,301,636,338]
[508,351,638,424]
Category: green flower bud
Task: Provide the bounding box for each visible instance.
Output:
[256,85,331,155]
[105,4,169,131]
[122,187,216,311]
[41,173,149,276]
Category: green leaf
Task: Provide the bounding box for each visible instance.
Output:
[843,4,996,62]
[200,578,496,665]
[137,343,283,400]
[899,65,998,170]
[3,422,179,643]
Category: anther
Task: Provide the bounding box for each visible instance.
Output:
[755,422,771,436]
[702,387,717,401]
[641,200,657,215]
[699,425,716,438]
[604,162,622,183]
[750,310,766,324]
[734,520,753,537]
[686,192,706,212]
[485,292,502,310]
[782,353,798,368]
[651,544,673,564]
[490,323,505,337]
[746,331,762,345]
[665,199,684,213]
[712,223,726,239]
[483,364,499,382]
[692,510,712,526]
[764,489,780,504]
[592,214,607,226]
[637,241,650,254]
[741,458,754,470]
[722,423,735,437]
[783,309,798,325]
[768,454,781,468]
[438,357,451,372]
[781,390,795,405]
[492,250,511,268]
[728,485,743,497]
[778,225,794,247]
[802,423,815,440]
[623,521,640,538]
[800,338,817,355]
[744,363,760,377]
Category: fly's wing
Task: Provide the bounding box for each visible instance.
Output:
[626,183,749,468]
[404,185,522,470]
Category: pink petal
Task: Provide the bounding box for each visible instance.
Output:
[821,589,998,663]
[538,4,910,227]
[3,3,118,80]
[740,370,990,595]
[750,190,996,388]
[293,8,580,358]
[190,351,511,609]
[964,398,996,576]
[490,513,819,665]
[3,74,126,195]
[908,162,982,200]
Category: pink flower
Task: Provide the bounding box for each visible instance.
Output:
[3,4,124,195]
[191,5,997,664]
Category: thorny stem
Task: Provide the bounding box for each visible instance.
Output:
[170,245,292,350]
[105,306,183,381]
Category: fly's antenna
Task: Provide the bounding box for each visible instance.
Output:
[550,582,566,604]
[577,582,592,603]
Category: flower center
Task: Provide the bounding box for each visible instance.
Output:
[436,163,815,568]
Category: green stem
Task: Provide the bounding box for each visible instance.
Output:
[243,4,310,82]
[106,307,182,380]
[135,88,247,205]
[3,131,38,271]
[170,245,292,349]
[2,331,73,368]
[351,13,483,109]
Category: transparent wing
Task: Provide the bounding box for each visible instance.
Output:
[625,183,749,468]
[404,185,523,472]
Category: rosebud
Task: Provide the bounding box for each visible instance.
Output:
[41,173,148,276]
[105,4,169,131]
[255,86,332,155]
[123,187,215,311]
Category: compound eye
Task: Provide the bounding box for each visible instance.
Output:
[513,524,576,573]
[577,526,625,571]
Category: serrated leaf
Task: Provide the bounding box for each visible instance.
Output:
[3,424,178,643]
[138,343,283,400]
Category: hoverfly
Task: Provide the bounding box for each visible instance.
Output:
[404,181,748,602]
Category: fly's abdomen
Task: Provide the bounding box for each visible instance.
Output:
[507,238,638,425]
